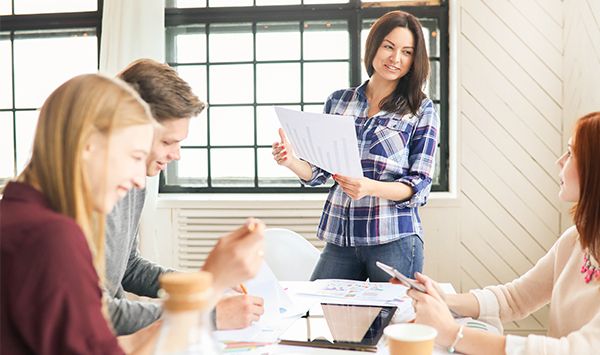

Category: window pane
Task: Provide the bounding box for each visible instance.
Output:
[176,30,207,63]
[15,110,38,174]
[176,65,208,104]
[426,60,440,100]
[184,109,208,147]
[170,0,207,8]
[303,62,349,102]
[0,34,12,109]
[303,20,348,60]
[304,0,348,3]
[170,148,208,185]
[209,64,254,104]
[256,22,300,61]
[257,105,300,146]
[14,29,97,108]
[256,63,301,103]
[303,104,325,113]
[208,23,253,63]
[257,147,300,187]
[257,0,301,5]
[209,106,254,146]
[14,0,96,14]
[209,0,253,7]
[420,18,439,57]
[211,148,254,187]
[0,112,14,178]
[0,1,10,15]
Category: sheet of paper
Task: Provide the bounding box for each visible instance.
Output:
[297,279,407,302]
[244,262,294,322]
[214,262,299,343]
[274,106,363,178]
[293,279,416,324]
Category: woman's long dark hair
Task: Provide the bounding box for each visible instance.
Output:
[572,112,600,261]
[363,11,429,116]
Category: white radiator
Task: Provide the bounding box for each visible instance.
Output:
[166,198,326,271]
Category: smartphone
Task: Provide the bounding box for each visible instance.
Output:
[375,261,426,293]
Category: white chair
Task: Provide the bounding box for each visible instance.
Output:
[263,228,321,281]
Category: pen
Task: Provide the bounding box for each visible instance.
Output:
[239,221,256,295]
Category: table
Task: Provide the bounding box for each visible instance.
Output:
[218,281,486,355]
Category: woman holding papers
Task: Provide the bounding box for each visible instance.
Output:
[402,112,600,354]
[272,11,439,282]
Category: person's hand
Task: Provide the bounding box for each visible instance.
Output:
[201,218,265,294]
[215,294,265,330]
[332,174,374,200]
[117,320,162,354]
[272,128,298,168]
[406,273,459,347]
[390,273,448,302]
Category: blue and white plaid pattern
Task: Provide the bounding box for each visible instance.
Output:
[302,81,439,247]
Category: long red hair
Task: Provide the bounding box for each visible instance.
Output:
[573,112,600,260]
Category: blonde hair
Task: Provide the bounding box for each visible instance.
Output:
[18,73,154,318]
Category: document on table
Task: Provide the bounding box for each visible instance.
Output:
[293,279,416,323]
[213,262,307,343]
[296,279,407,303]
[274,106,364,178]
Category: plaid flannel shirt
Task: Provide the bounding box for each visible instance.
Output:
[302,81,439,246]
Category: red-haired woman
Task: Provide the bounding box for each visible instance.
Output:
[402,112,600,354]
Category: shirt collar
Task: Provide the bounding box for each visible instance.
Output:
[354,80,370,102]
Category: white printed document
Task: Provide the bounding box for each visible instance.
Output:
[274,106,363,178]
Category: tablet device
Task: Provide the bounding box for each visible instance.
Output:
[278,303,397,352]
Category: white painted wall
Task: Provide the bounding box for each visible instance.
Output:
[143,0,600,336]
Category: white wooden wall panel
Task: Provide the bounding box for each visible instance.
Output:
[460,33,561,164]
[563,0,600,124]
[144,0,600,338]
[457,0,564,334]
[562,0,600,234]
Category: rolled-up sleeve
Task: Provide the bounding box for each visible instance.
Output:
[470,288,504,333]
[395,100,439,209]
[300,161,331,186]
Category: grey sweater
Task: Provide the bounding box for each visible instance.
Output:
[105,188,170,335]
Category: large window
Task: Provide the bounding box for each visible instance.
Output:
[0,1,448,192]
[0,1,101,186]
[162,1,448,193]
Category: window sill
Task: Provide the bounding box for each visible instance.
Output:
[156,191,460,208]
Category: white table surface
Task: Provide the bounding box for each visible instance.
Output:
[220,281,461,355]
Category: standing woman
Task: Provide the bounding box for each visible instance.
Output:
[273,11,439,281]
[1,74,155,354]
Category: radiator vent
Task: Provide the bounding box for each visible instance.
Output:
[173,199,325,271]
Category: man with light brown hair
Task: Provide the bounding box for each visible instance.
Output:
[106,59,265,335]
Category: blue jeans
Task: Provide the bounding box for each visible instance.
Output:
[310,235,424,282]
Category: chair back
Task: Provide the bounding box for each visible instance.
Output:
[263,228,320,281]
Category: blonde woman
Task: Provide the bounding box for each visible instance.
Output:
[1,74,154,354]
